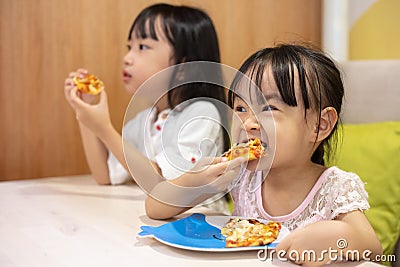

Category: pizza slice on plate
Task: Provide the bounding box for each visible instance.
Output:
[221,218,281,248]
[222,138,265,161]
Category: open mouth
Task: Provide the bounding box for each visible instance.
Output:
[261,141,268,149]
[122,70,132,80]
[240,138,268,149]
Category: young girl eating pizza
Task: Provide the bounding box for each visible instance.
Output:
[64,4,229,188]
[227,43,382,265]
[146,43,383,265]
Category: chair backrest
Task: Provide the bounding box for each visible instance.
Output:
[337,60,400,266]
[339,60,400,124]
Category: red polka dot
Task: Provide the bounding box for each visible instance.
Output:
[156,125,161,131]
[191,157,196,163]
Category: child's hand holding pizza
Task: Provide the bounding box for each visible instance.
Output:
[64,68,103,105]
[73,73,103,96]
[64,69,112,137]
[173,156,245,193]
[146,156,245,215]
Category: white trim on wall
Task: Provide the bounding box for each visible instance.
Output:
[322,0,348,62]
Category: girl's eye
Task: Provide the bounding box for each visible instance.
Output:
[263,105,278,112]
[127,44,132,51]
[139,44,149,50]
[235,106,247,113]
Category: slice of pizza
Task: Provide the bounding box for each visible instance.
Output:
[73,74,103,95]
[222,138,265,161]
[221,218,281,248]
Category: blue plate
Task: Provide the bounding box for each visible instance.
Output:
[138,213,289,252]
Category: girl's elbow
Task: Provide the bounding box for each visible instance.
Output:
[144,203,159,219]
[92,175,111,185]
[145,197,173,220]
[96,180,111,185]
[145,209,167,220]
[372,238,383,259]
[91,172,111,185]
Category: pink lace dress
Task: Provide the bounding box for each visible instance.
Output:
[230,166,370,231]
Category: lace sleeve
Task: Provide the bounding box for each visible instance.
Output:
[326,170,370,219]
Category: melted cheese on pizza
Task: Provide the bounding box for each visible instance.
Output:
[73,74,103,95]
[223,138,265,161]
[221,218,281,248]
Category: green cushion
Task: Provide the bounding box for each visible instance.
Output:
[328,121,400,263]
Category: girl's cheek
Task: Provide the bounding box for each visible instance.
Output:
[230,115,243,144]
[125,84,137,95]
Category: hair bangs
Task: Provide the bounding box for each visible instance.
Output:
[229,50,268,107]
[128,5,175,42]
[136,15,157,40]
[247,57,269,106]
[270,48,298,108]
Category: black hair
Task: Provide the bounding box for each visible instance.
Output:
[129,3,229,151]
[228,44,344,165]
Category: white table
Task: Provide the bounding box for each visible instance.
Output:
[0,175,382,267]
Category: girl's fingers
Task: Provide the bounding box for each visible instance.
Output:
[64,81,75,101]
[209,156,228,165]
[68,71,78,79]
[67,69,88,80]
[275,234,290,253]
[67,87,79,106]
[213,156,244,175]
[212,169,238,189]
[99,88,107,103]
[192,156,227,170]
[64,69,89,110]
[68,87,89,109]
[77,68,88,74]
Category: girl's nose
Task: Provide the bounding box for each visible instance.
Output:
[243,114,260,131]
[123,52,133,66]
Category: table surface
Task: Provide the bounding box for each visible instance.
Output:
[0,175,382,267]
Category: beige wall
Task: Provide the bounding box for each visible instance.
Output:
[0,0,321,180]
[349,0,400,60]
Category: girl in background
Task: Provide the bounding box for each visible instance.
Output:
[64,3,229,195]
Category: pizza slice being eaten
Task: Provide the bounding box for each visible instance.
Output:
[222,138,265,161]
[73,74,104,95]
[221,218,281,248]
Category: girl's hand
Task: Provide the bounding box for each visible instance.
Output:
[276,225,331,267]
[276,211,382,266]
[66,84,112,139]
[64,68,97,106]
[147,156,245,213]
[174,156,244,192]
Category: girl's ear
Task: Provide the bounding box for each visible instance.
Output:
[174,64,186,81]
[313,107,338,142]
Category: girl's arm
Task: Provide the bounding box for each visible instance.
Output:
[145,157,244,219]
[78,123,110,185]
[72,90,131,179]
[65,70,130,184]
[276,210,383,266]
